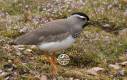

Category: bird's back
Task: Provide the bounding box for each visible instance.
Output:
[14,19,72,45]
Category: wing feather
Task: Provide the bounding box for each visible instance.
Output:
[14,19,71,45]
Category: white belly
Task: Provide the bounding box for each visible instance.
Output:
[38,35,75,52]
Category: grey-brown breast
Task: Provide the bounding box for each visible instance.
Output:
[14,19,72,45]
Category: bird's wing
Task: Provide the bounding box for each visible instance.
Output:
[14,20,71,45]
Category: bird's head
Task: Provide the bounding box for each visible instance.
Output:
[67,12,90,28]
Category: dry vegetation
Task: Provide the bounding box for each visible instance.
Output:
[0,0,127,80]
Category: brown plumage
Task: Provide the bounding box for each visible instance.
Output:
[14,19,73,45]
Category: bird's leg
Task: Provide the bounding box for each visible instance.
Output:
[51,52,57,75]
[48,52,57,79]
[43,52,57,79]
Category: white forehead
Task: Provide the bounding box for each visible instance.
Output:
[71,14,86,19]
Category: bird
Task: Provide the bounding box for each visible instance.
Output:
[13,12,90,78]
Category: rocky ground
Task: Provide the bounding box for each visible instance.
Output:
[0,0,127,80]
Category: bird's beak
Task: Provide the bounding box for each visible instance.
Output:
[87,20,99,26]
[83,20,95,28]
[87,20,95,25]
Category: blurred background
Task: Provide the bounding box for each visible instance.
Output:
[0,0,127,79]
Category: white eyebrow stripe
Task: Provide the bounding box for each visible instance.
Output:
[73,14,85,18]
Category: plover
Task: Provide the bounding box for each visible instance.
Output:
[13,12,90,78]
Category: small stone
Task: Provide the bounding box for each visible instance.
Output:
[14,45,25,50]
[19,27,29,33]
[0,72,7,77]
[103,24,111,27]
[120,61,127,66]
[86,67,104,76]
[25,49,33,52]
[8,60,12,63]
[24,49,33,55]
[68,77,74,80]
[30,45,37,49]
[40,75,48,80]
[108,64,120,70]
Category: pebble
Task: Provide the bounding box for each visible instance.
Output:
[103,24,111,27]
[120,61,127,66]
[108,64,121,70]
[19,27,29,33]
[40,75,48,80]
[86,67,104,76]
[68,77,74,80]
[0,72,7,77]
[25,49,33,53]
